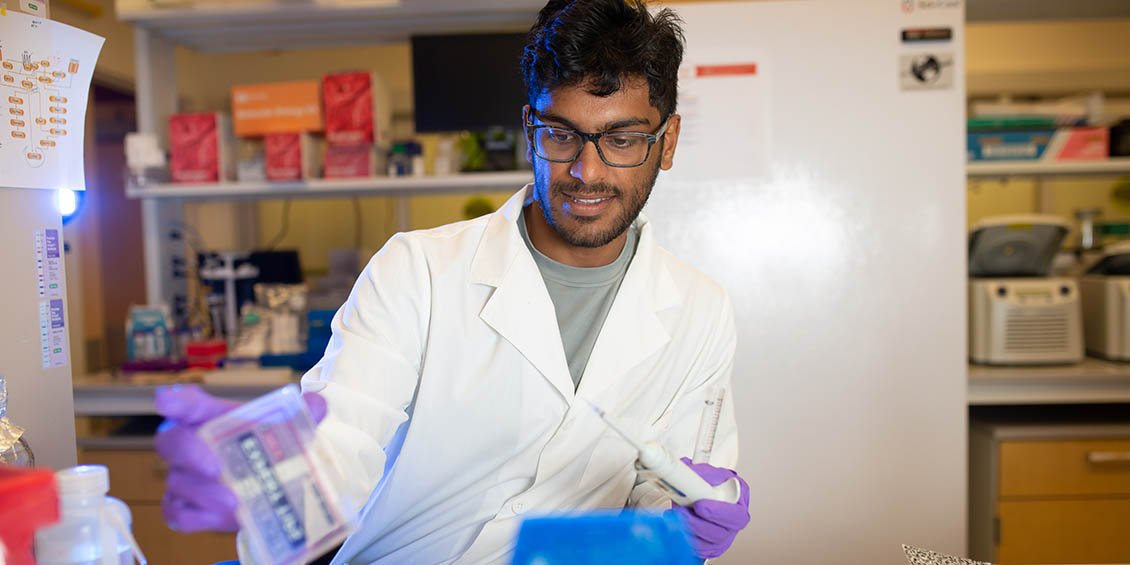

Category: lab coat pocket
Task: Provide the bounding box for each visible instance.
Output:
[577,419,663,508]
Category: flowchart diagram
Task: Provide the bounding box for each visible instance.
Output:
[3,48,78,167]
[0,10,102,190]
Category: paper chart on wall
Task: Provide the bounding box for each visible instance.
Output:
[0,10,103,191]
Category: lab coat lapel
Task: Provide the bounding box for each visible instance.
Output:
[577,216,682,403]
[472,187,575,402]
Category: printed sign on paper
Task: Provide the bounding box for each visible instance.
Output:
[34,228,62,298]
[0,10,103,191]
[666,50,769,183]
[38,298,66,369]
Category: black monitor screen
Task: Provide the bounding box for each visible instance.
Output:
[411,33,528,133]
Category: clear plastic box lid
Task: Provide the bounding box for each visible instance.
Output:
[968,215,1069,278]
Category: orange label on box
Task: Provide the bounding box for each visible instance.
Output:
[231,80,323,137]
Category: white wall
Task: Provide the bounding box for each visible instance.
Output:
[648,2,967,562]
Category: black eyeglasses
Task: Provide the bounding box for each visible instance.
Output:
[526,111,669,168]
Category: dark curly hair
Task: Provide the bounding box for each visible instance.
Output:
[521,0,685,120]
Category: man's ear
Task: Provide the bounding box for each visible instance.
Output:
[522,105,534,164]
[659,113,681,171]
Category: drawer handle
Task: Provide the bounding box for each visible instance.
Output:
[1087,451,1130,464]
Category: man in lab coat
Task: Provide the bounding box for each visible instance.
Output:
[155,0,751,563]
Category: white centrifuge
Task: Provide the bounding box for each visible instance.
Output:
[968,215,1083,365]
[1081,241,1130,361]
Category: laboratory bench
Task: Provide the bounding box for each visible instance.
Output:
[968,360,1130,565]
[71,366,1130,564]
[969,358,1130,405]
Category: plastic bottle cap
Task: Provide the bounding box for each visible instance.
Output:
[54,465,110,498]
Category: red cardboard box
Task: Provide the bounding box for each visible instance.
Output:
[324,144,378,179]
[322,71,391,148]
[265,132,319,181]
[169,112,233,183]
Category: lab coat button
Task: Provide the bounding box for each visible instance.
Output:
[512,500,527,514]
[560,420,573,432]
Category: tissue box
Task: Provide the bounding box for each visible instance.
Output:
[265,132,320,181]
[322,71,391,148]
[236,138,266,182]
[169,112,234,183]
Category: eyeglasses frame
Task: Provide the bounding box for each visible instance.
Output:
[525,111,671,168]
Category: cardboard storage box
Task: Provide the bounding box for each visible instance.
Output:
[168,112,234,183]
[264,132,320,181]
[322,71,391,148]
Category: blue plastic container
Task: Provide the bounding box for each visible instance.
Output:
[512,511,699,565]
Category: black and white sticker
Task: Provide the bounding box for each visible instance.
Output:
[899,52,954,90]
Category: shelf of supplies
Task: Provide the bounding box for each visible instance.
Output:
[124,171,533,200]
[966,158,1130,178]
[115,0,542,52]
[968,358,1130,405]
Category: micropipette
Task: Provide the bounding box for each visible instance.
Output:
[584,400,740,507]
[692,387,726,464]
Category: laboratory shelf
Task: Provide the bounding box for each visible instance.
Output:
[966,158,1130,178]
[72,373,296,416]
[124,171,533,201]
[115,0,543,52]
[968,357,1130,405]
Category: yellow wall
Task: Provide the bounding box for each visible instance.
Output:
[966,19,1130,94]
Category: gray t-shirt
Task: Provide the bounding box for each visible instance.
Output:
[518,207,638,390]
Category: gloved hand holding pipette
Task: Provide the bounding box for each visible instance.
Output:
[586,398,750,559]
[670,458,750,559]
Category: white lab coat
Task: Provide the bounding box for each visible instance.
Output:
[241,186,738,564]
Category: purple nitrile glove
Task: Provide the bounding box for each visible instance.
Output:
[153,384,327,533]
[669,457,751,559]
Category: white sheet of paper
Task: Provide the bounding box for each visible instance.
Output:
[664,49,770,184]
[0,10,103,191]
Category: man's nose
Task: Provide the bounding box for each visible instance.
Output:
[569,140,608,185]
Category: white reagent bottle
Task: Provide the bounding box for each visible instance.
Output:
[35,465,147,565]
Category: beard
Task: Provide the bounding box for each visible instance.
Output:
[536,160,661,249]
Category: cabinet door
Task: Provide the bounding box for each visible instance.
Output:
[170,530,238,565]
[997,499,1130,564]
[1000,438,1130,497]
